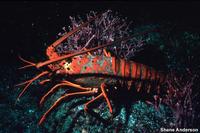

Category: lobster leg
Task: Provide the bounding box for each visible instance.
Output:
[82,83,113,114]
[39,79,51,85]
[40,83,70,106]
[38,90,97,125]
[61,80,92,91]
[39,80,91,106]
[100,83,113,113]
[84,93,103,112]
[15,71,49,102]
[103,49,111,57]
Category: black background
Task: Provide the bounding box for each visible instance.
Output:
[0,1,200,66]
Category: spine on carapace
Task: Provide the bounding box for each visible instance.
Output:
[112,57,166,83]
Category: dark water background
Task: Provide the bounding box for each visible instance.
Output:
[1,1,200,66]
[0,1,200,133]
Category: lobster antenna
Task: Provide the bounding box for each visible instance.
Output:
[36,29,158,68]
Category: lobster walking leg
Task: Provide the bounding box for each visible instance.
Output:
[101,83,113,113]
[40,83,70,106]
[39,79,51,85]
[61,80,92,91]
[84,93,103,112]
[15,71,49,101]
[39,80,91,106]
[103,49,111,57]
[38,90,97,125]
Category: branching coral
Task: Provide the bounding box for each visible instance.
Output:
[56,10,146,59]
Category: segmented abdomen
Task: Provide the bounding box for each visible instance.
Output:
[112,57,166,83]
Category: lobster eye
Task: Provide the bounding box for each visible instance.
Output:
[64,61,72,71]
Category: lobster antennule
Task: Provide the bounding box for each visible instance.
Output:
[18,55,36,69]
[36,29,158,69]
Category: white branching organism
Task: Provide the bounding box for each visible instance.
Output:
[56,10,146,59]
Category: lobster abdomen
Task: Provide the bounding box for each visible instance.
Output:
[112,57,166,83]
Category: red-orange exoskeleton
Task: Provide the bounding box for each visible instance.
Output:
[16,11,168,125]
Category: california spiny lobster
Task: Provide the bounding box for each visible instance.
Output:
[16,11,179,126]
